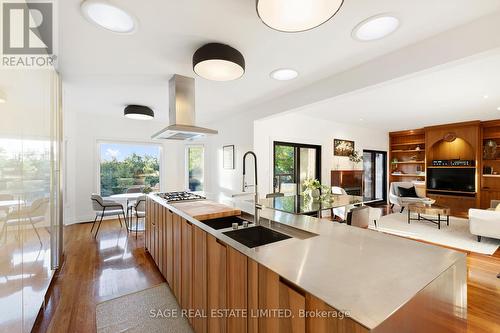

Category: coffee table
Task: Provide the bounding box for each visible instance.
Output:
[407,203,451,229]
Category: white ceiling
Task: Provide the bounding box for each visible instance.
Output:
[60,0,500,125]
[295,49,500,131]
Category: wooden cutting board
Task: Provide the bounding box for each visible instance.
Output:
[171,200,241,221]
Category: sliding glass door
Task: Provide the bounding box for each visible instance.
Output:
[273,142,321,195]
[363,150,387,203]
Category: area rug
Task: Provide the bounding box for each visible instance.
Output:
[371,213,500,255]
[96,283,193,333]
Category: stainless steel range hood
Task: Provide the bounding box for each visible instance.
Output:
[152,74,218,140]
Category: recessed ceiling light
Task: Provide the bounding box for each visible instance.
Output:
[256,0,344,33]
[270,68,299,81]
[81,0,137,34]
[484,95,490,99]
[124,105,154,120]
[352,14,400,41]
[497,106,500,111]
[193,43,245,81]
[0,91,6,103]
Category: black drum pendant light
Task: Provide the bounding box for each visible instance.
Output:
[124,105,154,120]
[256,0,344,32]
[193,43,245,81]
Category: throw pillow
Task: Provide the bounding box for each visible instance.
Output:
[398,186,418,198]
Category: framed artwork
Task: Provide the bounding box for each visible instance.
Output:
[334,139,355,156]
[223,145,235,169]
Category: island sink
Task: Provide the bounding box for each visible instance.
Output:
[223,225,291,248]
[200,216,248,230]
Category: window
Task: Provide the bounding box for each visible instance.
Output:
[186,146,204,192]
[273,141,321,195]
[99,142,161,196]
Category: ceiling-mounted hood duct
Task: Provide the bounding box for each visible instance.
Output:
[152,74,218,140]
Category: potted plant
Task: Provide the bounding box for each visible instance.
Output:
[303,178,321,200]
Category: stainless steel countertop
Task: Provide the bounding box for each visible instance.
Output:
[149,195,466,330]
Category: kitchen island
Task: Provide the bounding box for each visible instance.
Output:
[146,194,467,333]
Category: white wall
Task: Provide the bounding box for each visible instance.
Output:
[203,112,254,206]
[254,112,389,196]
[64,111,185,224]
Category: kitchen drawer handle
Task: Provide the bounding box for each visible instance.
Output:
[279,277,306,296]
[216,238,227,247]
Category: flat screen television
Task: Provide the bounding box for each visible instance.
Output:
[427,168,475,193]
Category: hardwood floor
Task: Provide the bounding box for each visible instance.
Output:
[32,216,499,333]
[32,220,164,333]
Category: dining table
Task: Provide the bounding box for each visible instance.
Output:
[108,193,145,231]
[259,194,364,218]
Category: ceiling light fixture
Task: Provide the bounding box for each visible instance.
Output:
[193,43,245,81]
[256,0,344,33]
[497,107,500,111]
[352,14,400,41]
[124,105,154,120]
[270,68,299,81]
[0,91,6,103]
[81,0,137,34]
[484,95,490,99]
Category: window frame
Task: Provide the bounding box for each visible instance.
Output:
[185,144,205,192]
[273,141,322,195]
[96,140,164,197]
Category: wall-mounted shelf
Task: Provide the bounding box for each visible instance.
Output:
[391,149,425,153]
[391,174,426,177]
[391,161,425,164]
[483,174,500,178]
[390,141,425,147]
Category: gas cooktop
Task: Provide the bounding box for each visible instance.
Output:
[155,191,205,202]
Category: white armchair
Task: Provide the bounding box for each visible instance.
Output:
[389,182,428,213]
[469,201,500,242]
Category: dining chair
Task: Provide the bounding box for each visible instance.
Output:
[0,194,14,216]
[90,194,126,238]
[368,207,382,228]
[131,195,146,238]
[331,186,349,221]
[347,206,370,229]
[266,192,284,198]
[126,186,144,194]
[0,197,49,246]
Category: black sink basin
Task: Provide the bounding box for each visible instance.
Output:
[223,226,291,248]
[200,216,247,230]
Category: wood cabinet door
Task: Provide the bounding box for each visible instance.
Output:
[279,280,305,333]
[145,198,151,251]
[172,213,182,301]
[227,247,248,333]
[207,234,227,333]
[193,225,207,333]
[258,265,280,333]
[181,218,193,319]
[157,205,164,276]
[166,209,173,286]
[151,201,157,263]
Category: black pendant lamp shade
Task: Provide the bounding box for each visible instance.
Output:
[124,105,154,120]
[193,43,245,81]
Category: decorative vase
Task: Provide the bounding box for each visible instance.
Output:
[309,188,320,200]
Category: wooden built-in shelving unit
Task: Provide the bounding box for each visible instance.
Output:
[480,120,500,208]
[389,129,426,185]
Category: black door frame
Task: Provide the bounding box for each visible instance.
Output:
[273,141,322,195]
[363,149,387,204]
